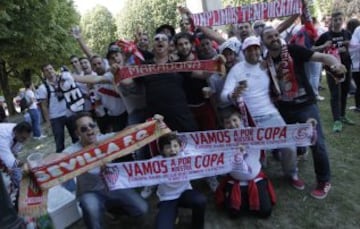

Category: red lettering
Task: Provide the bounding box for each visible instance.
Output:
[279,127,286,139]
[200,133,209,144]
[123,164,133,177]
[190,134,200,144]
[195,155,202,169]
[134,164,143,176]
[217,153,224,165]
[161,160,168,173]
[141,162,153,174]
[257,128,264,140]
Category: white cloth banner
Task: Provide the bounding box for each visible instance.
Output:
[103,123,314,190]
[177,123,314,152]
[103,150,236,190]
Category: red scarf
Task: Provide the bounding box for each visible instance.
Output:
[267,45,299,99]
[215,171,276,211]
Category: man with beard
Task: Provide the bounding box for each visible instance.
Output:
[260,26,346,199]
[121,33,198,132]
[174,32,219,192]
[174,32,217,131]
[221,36,304,191]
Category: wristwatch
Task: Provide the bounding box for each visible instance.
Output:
[330,64,337,71]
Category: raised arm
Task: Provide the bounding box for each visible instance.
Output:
[70,26,94,58]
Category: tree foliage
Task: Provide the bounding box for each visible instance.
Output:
[0,0,80,114]
[80,5,117,56]
[116,0,185,40]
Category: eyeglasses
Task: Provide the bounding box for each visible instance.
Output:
[79,123,97,133]
[154,35,168,42]
[254,24,265,29]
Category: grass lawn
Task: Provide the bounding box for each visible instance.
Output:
[17,80,360,229]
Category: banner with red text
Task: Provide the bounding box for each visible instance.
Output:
[192,0,302,27]
[114,59,225,84]
[103,150,237,190]
[30,120,171,190]
[177,123,313,152]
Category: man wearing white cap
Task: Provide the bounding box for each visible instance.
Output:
[221,36,304,191]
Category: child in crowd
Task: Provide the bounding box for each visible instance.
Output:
[215,108,276,218]
[155,133,207,229]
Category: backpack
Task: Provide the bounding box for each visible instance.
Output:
[19,95,31,112]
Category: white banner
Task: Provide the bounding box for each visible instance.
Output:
[103,123,314,190]
[192,0,302,26]
[178,123,314,152]
[103,151,236,190]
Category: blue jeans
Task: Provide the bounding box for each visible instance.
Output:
[50,116,78,152]
[79,189,148,229]
[155,189,206,229]
[253,112,298,178]
[278,103,331,182]
[326,70,351,121]
[28,108,41,137]
[305,61,322,96]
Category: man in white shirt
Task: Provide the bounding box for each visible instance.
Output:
[221,36,304,190]
[0,122,32,206]
[37,64,78,152]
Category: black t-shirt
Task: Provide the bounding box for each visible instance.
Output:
[181,72,207,105]
[272,45,315,107]
[315,30,352,67]
[137,60,198,131]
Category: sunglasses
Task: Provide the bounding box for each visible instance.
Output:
[154,35,168,42]
[79,123,97,133]
[254,24,265,29]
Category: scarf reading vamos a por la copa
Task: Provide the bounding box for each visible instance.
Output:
[103,123,315,190]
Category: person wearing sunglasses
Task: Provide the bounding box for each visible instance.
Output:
[60,112,148,229]
[253,20,266,37]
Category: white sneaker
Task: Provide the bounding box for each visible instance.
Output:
[207,176,219,192]
[141,186,155,199]
[33,135,47,140]
[316,95,325,101]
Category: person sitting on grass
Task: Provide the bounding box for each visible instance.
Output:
[215,109,276,218]
[155,133,207,229]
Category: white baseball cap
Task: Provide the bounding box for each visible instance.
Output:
[242,36,260,51]
[219,38,241,54]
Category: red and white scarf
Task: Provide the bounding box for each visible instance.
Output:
[266,45,299,99]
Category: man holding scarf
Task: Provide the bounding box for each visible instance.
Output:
[260,26,346,199]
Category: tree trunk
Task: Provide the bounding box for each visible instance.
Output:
[22,68,32,84]
[0,58,16,115]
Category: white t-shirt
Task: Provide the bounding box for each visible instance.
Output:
[350,26,360,72]
[103,72,146,114]
[156,152,192,202]
[230,148,261,181]
[0,123,23,169]
[94,83,126,116]
[37,80,68,119]
[63,133,115,195]
[25,89,38,110]
[221,61,278,117]
[208,73,232,109]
